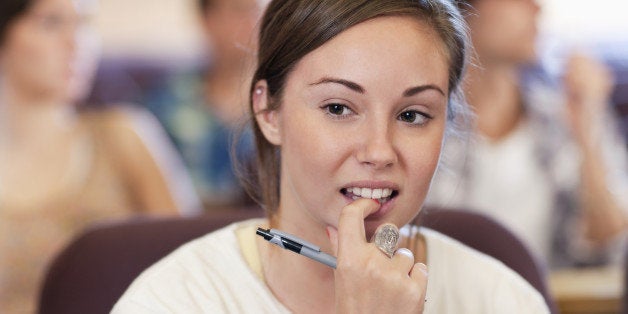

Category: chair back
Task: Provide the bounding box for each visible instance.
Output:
[38,208,264,314]
[416,207,557,313]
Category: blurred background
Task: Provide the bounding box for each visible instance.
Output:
[84,0,205,106]
[95,0,202,60]
[537,0,628,139]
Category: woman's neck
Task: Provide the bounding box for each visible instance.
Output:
[0,86,76,145]
[259,202,337,313]
[465,61,524,141]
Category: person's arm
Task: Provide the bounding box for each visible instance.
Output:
[563,53,628,244]
[100,105,202,215]
[579,138,627,243]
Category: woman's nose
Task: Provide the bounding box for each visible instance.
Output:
[355,121,398,170]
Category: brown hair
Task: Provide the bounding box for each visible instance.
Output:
[240,0,470,213]
[455,0,477,16]
[0,0,33,45]
[197,0,215,14]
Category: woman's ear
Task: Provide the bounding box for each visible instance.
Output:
[252,80,282,145]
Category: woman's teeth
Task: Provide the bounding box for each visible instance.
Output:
[345,187,394,203]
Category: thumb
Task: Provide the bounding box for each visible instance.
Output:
[326,226,339,257]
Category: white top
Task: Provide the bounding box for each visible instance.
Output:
[113,219,549,314]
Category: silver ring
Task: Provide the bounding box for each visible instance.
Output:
[372,223,400,258]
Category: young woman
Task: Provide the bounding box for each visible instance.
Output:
[114,0,549,312]
[427,0,628,268]
[0,0,200,311]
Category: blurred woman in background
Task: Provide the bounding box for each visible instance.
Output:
[427,0,628,268]
[143,0,267,209]
[0,0,200,311]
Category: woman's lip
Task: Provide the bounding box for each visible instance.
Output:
[341,180,399,190]
[340,193,396,220]
[365,197,395,220]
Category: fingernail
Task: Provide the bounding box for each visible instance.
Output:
[395,248,414,260]
[417,263,428,276]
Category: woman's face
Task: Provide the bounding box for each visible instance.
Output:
[257,16,450,236]
[467,0,540,64]
[0,0,99,103]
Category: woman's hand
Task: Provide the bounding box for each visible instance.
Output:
[563,53,615,148]
[326,198,428,313]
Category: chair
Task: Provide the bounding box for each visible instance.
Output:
[416,207,557,313]
[38,207,556,313]
[38,208,264,314]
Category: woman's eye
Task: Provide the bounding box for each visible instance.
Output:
[398,110,431,125]
[323,103,353,117]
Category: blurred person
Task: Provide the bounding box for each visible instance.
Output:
[0,0,201,311]
[143,0,267,209]
[427,0,628,268]
[114,0,549,312]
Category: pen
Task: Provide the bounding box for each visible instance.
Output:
[256,227,337,269]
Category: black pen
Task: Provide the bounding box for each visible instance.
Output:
[256,228,337,269]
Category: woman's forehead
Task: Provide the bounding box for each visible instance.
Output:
[288,16,450,95]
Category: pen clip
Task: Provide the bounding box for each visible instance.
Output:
[269,229,320,252]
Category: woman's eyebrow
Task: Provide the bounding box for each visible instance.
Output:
[310,77,445,97]
[403,85,445,97]
[309,77,365,93]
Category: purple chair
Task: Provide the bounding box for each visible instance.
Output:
[38,208,264,314]
[417,208,557,313]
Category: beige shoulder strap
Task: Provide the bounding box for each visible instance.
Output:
[236,222,265,280]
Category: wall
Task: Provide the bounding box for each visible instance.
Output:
[93,0,204,60]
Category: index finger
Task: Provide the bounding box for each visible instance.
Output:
[337,198,381,253]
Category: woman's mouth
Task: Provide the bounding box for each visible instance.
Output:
[340,187,399,204]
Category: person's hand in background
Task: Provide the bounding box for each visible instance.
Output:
[563,53,615,148]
